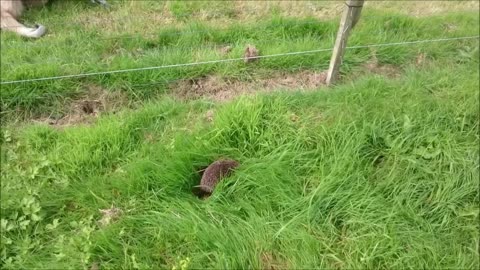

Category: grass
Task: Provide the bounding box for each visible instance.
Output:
[1,1,479,269]
[1,1,478,118]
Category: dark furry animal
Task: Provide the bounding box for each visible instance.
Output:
[193,159,239,198]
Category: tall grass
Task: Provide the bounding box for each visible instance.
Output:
[1,1,479,269]
[1,58,478,268]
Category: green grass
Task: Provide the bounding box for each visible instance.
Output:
[0,1,478,118]
[2,60,479,269]
[1,1,479,269]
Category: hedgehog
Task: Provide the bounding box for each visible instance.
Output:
[192,159,240,198]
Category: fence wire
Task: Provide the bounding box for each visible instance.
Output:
[1,35,478,86]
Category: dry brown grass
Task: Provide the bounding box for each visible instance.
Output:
[172,69,328,102]
[365,1,479,17]
[170,59,405,103]
[33,84,129,127]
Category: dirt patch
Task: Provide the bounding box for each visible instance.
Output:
[358,53,402,79]
[172,70,327,102]
[34,85,129,127]
[219,46,233,56]
[260,252,289,270]
[89,262,100,270]
[363,61,401,78]
[144,132,157,143]
[444,23,459,32]
[98,205,123,227]
[415,53,427,66]
[205,109,215,122]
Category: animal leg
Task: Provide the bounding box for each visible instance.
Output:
[0,11,46,38]
[91,0,109,8]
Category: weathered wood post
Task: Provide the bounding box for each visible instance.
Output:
[326,0,365,86]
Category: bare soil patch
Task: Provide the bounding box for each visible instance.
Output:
[415,53,428,66]
[172,70,328,102]
[260,252,289,270]
[98,205,123,227]
[349,52,402,80]
[363,61,402,78]
[34,85,129,127]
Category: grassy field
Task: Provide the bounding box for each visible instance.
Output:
[1,1,479,269]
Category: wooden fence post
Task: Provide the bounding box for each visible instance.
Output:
[326,0,365,86]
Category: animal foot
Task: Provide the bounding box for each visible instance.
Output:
[25,24,46,38]
[91,0,109,8]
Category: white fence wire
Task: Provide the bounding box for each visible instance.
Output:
[1,35,478,85]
